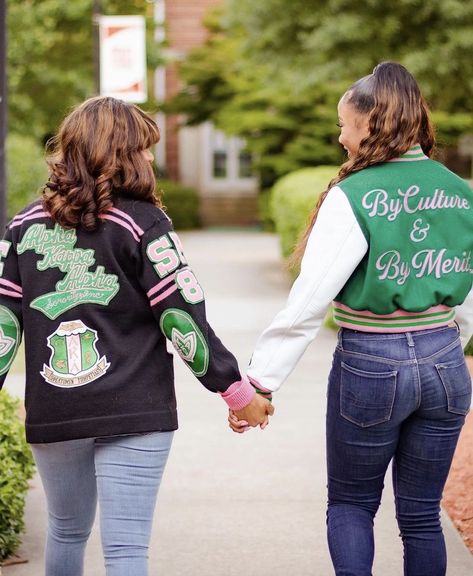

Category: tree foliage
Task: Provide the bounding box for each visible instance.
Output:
[165,9,345,185]
[8,0,159,140]
[227,0,473,112]
[6,134,48,218]
[168,0,473,186]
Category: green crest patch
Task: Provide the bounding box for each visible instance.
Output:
[0,306,20,375]
[160,309,209,377]
[41,320,110,388]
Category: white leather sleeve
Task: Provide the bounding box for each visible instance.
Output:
[247,186,368,392]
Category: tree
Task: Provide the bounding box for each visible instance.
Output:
[168,0,473,187]
[227,0,473,113]
[165,9,345,186]
[8,0,160,141]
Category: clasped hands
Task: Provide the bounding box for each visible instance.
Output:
[228,392,275,434]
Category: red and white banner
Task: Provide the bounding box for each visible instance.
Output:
[99,15,147,103]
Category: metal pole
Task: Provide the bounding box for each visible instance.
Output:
[93,0,102,95]
[0,0,7,231]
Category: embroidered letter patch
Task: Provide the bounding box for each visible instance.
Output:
[17,224,119,319]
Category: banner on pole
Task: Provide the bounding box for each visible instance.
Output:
[99,15,147,103]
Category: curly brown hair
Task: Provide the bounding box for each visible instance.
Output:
[42,96,161,231]
[290,62,436,267]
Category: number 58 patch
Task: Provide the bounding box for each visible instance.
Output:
[146,233,204,305]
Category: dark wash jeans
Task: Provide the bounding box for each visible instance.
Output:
[326,325,471,576]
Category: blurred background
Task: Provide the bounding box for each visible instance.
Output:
[2,0,473,231]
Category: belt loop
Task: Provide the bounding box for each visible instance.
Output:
[406,332,415,347]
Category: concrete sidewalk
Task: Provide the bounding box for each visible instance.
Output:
[4,230,473,575]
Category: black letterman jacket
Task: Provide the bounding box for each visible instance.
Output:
[0,198,254,443]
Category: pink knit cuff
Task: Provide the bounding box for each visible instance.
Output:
[220,377,256,411]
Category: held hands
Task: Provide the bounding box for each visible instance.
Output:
[228,393,275,434]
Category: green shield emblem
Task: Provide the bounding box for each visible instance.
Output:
[160,309,209,377]
[48,328,98,375]
[41,320,109,388]
[0,306,20,375]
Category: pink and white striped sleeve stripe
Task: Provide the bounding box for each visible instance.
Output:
[0,278,22,299]
[99,208,145,242]
[10,205,49,229]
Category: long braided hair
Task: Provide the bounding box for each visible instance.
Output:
[290,62,436,267]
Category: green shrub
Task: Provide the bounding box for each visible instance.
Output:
[0,391,35,561]
[258,187,275,232]
[270,166,339,329]
[157,179,201,230]
[465,337,473,356]
[270,166,339,259]
[7,133,47,219]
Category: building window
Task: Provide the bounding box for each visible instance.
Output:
[238,149,253,178]
[213,151,228,178]
[211,130,228,178]
[200,123,256,188]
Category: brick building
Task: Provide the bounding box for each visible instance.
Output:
[154,0,258,226]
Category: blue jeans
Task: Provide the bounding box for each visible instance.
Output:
[326,325,471,576]
[31,431,173,576]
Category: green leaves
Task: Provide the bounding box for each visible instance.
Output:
[0,391,35,561]
[169,0,473,188]
[158,180,201,230]
[270,166,339,258]
[465,337,473,356]
[8,0,95,139]
[6,134,48,219]
[7,1,160,140]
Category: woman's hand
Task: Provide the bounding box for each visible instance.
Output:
[228,394,274,433]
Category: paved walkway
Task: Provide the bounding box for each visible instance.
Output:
[3,230,473,575]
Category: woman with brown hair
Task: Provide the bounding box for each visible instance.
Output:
[0,96,272,576]
[231,62,473,575]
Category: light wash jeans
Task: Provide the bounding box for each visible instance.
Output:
[326,325,471,576]
[31,431,174,576]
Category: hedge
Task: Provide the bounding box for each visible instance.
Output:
[465,338,473,356]
[0,391,35,561]
[270,166,339,328]
[270,166,339,259]
[7,133,47,219]
[157,179,201,230]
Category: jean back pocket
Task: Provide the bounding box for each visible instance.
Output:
[435,360,472,416]
[340,361,397,428]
